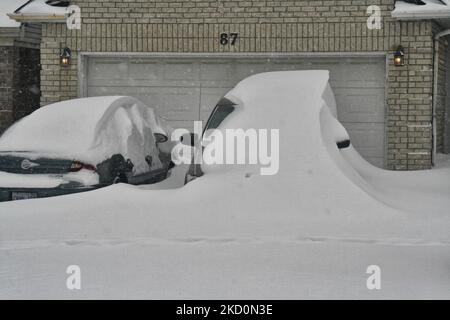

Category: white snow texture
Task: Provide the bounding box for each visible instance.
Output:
[0,71,449,299]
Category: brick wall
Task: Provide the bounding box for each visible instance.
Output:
[0,47,15,133]
[0,45,40,134]
[74,0,393,24]
[446,41,450,154]
[436,34,447,155]
[38,0,443,170]
[13,46,41,122]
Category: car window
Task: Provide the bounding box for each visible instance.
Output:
[203,98,236,134]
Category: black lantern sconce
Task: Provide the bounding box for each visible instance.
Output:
[394,45,405,66]
[60,47,71,66]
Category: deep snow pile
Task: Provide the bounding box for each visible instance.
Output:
[338,147,450,215]
[0,96,169,175]
[0,71,449,299]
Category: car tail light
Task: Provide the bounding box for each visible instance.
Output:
[70,161,96,172]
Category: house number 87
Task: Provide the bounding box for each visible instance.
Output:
[220,33,239,46]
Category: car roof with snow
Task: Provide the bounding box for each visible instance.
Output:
[0,96,168,171]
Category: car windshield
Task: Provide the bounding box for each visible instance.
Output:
[203,98,236,134]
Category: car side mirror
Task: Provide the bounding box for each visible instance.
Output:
[337,139,350,149]
[180,132,199,147]
[154,133,168,143]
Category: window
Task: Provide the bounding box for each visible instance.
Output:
[203,98,236,135]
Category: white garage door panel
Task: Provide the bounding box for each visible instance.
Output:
[88,85,200,122]
[200,63,233,81]
[335,89,385,122]
[89,61,128,80]
[164,62,200,80]
[347,123,385,168]
[128,62,163,80]
[346,123,385,155]
[85,56,386,167]
[234,63,273,80]
[200,87,233,121]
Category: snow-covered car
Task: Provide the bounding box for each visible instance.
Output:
[182,81,351,182]
[1,71,449,299]
[0,96,174,202]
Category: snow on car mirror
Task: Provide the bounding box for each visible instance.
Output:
[180,133,199,147]
[337,139,351,149]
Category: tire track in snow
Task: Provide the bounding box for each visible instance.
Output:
[1,236,450,251]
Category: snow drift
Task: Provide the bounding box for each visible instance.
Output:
[0,71,449,299]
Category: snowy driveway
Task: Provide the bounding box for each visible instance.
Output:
[0,71,449,299]
[1,231,449,299]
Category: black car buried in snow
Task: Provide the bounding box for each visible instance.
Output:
[0,96,174,202]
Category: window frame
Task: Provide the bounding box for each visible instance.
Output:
[203,97,236,136]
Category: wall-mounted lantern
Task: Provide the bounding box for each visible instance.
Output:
[394,45,405,66]
[60,47,71,66]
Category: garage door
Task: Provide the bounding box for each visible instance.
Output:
[85,56,386,168]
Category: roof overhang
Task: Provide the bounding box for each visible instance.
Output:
[7,13,67,23]
[392,1,450,29]
[392,11,450,20]
[392,14,450,28]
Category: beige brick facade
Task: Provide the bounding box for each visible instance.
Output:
[436,35,448,155]
[38,0,449,170]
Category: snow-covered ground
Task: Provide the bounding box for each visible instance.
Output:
[0,71,449,299]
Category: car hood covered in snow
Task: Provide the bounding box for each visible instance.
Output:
[0,96,170,174]
[0,71,449,299]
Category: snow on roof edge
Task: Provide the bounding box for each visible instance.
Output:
[15,0,68,14]
[7,0,68,23]
[392,10,450,20]
[392,0,450,20]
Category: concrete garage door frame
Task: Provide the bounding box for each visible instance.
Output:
[78,52,388,168]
